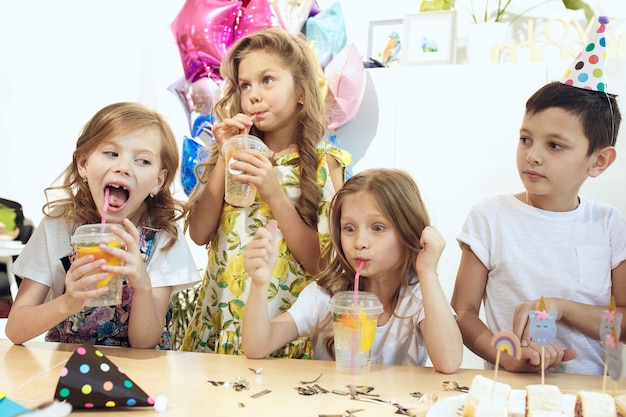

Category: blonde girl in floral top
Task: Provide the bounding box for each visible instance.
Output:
[181,28,350,357]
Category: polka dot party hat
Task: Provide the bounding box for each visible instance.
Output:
[54,344,154,409]
[561,16,609,92]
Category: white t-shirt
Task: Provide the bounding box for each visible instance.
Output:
[13,215,200,298]
[458,194,626,375]
[288,280,429,366]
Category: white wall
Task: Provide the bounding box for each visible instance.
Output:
[1,0,625,368]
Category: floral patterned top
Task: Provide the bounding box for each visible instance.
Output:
[45,226,172,349]
[181,141,351,357]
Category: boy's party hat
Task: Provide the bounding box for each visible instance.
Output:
[561,16,609,92]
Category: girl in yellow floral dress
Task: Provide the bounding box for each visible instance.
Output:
[180,28,350,357]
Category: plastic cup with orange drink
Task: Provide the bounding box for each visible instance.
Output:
[328,291,383,374]
[222,134,268,207]
[72,224,125,306]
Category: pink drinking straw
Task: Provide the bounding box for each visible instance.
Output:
[100,187,110,236]
[351,259,366,373]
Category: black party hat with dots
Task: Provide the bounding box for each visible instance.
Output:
[54,344,155,409]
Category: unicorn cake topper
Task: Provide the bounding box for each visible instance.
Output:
[529,296,557,347]
[600,296,622,343]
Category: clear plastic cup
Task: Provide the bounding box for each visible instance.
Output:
[71,224,125,307]
[222,135,269,207]
[328,291,383,374]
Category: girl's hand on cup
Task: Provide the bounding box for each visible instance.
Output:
[211,113,255,152]
[64,255,110,311]
[101,218,151,293]
[231,149,281,202]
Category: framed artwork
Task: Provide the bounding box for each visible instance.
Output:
[367,19,404,67]
[402,11,457,65]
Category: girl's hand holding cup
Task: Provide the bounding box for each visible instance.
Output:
[212,113,255,152]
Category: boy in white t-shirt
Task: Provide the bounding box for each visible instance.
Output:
[451,17,626,375]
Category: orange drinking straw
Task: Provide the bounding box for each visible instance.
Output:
[351,260,366,373]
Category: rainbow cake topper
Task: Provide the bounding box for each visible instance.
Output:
[491,330,522,360]
[490,330,522,386]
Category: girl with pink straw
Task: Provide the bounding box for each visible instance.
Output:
[6,102,199,349]
[242,168,462,373]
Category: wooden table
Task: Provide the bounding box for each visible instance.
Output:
[1,340,623,416]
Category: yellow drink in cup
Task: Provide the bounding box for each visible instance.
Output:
[329,291,383,374]
[75,240,124,288]
[72,224,125,306]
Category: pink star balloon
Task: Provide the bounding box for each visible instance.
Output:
[171,0,243,82]
[234,0,284,42]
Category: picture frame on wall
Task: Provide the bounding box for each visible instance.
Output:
[367,19,404,67]
[402,11,457,65]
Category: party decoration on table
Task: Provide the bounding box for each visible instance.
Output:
[206,376,250,391]
[529,296,557,384]
[560,16,609,92]
[599,296,624,389]
[0,392,29,417]
[0,394,72,417]
[324,43,365,131]
[171,0,243,82]
[490,330,521,391]
[600,296,622,343]
[529,297,557,346]
[54,344,161,410]
[296,384,329,395]
[234,0,283,42]
[603,326,623,385]
[303,2,347,68]
[299,372,323,384]
[271,0,314,33]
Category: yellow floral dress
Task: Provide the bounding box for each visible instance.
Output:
[181,142,350,357]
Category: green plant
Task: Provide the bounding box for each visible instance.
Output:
[419,0,594,23]
[419,0,456,12]
[170,283,200,350]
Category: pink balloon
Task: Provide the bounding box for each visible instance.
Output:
[234,0,284,41]
[324,43,365,131]
[171,0,243,82]
[271,0,314,34]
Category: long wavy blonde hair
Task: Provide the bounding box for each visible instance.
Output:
[189,27,327,229]
[43,102,185,250]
